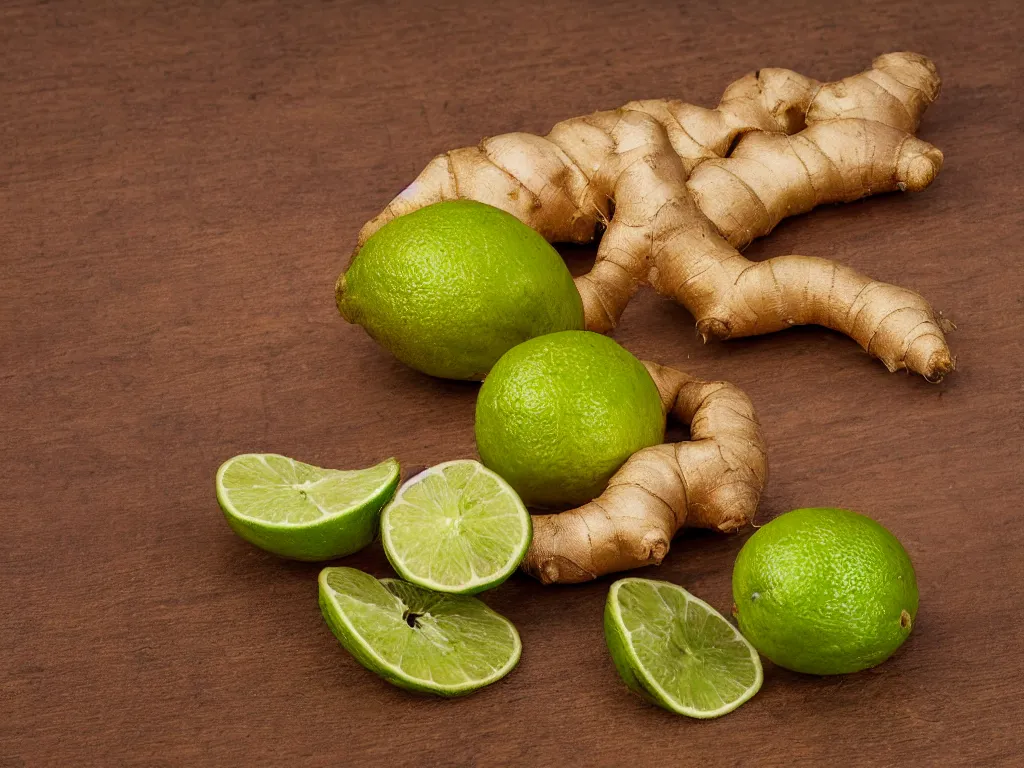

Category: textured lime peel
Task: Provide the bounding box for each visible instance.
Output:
[475,331,665,509]
[381,460,532,594]
[216,454,400,561]
[337,200,585,380]
[318,567,521,696]
[732,507,918,675]
[605,578,763,718]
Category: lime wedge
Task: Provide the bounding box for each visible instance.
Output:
[381,460,531,594]
[216,454,400,561]
[605,578,763,718]
[318,567,521,696]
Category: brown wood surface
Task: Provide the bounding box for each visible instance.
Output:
[2,0,1022,765]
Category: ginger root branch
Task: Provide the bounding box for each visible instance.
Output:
[353,52,953,380]
[521,362,768,584]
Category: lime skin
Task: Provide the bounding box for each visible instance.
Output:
[337,200,585,380]
[475,331,665,509]
[732,507,918,675]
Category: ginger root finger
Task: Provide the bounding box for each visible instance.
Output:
[688,121,943,250]
[522,362,767,585]
[808,51,941,132]
[692,256,955,380]
[357,140,601,248]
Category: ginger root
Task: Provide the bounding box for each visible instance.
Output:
[521,362,768,584]
[351,52,953,380]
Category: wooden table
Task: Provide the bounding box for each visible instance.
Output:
[3,1,1021,764]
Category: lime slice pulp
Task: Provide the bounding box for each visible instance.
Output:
[318,567,521,696]
[605,578,763,718]
[381,460,532,594]
[216,454,400,561]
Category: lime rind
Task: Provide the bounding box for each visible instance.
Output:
[605,578,763,719]
[216,454,400,561]
[339,200,586,380]
[318,567,522,696]
[381,460,532,595]
[732,507,918,675]
[474,330,666,509]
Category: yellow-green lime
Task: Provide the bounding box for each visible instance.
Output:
[318,567,521,696]
[605,578,763,718]
[475,331,665,508]
[381,460,532,594]
[732,507,918,675]
[216,454,399,561]
[337,200,585,380]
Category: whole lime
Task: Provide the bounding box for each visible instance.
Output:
[475,331,665,508]
[732,507,918,675]
[337,200,585,380]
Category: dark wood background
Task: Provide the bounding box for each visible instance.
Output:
[2,0,1021,765]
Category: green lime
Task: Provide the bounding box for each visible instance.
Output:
[475,331,665,508]
[318,567,521,696]
[605,578,763,718]
[337,200,584,380]
[381,460,531,594]
[732,507,918,675]
[216,454,399,561]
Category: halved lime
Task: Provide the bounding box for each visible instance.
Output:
[381,460,532,594]
[216,454,400,561]
[605,578,763,718]
[318,567,521,696]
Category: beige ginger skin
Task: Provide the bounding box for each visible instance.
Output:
[346,52,952,582]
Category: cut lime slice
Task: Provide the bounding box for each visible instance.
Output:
[216,454,400,561]
[381,460,531,594]
[318,567,521,696]
[605,578,763,718]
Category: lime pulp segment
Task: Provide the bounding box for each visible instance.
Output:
[381,460,532,594]
[216,454,400,561]
[605,578,763,718]
[318,567,522,696]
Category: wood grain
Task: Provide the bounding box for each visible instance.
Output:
[1,0,1021,765]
